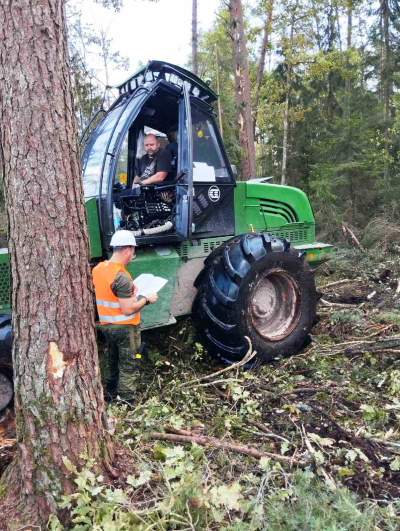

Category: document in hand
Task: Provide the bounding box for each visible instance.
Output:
[133,273,168,296]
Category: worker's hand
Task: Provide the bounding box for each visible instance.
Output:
[132,183,140,189]
[147,293,158,304]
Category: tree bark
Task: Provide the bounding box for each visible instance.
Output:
[327,2,336,122]
[380,0,390,122]
[253,0,274,134]
[229,0,257,180]
[215,44,224,139]
[281,20,294,186]
[345,2,352,96]
[344,2,352,119]
[192,0,198,76]
[0,0,114,526]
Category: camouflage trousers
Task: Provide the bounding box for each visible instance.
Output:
[100,324,142,399]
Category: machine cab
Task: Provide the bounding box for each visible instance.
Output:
[81,61,236,249]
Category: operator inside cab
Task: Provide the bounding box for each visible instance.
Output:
[132,133,172,189]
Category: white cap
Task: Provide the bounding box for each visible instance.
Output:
[110,230,137,247]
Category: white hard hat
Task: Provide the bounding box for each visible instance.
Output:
[110,230,137,247]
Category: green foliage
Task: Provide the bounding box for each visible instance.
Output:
[329,309,363,325]
[376,312,400,326]
[47,279,400,529]
[362,217,400,253]
[49,459,399,530]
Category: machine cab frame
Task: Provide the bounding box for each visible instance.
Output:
[81,61,236,248]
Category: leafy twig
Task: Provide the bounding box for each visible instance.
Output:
[180,337,256,389]
[149,432,309,467]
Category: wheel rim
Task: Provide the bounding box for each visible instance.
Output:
[250,269,300,341]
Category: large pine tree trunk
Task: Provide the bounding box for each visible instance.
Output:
[0,0,114,526]
[229,0,257,180]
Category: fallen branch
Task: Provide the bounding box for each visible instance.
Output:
[367,325,393,338]
[343,348,400,356]
[164,426,195,437]
[278,387,331,397]
[393,279,400,300]
[371,439,400,449]
[316,340,400,357]
[186,378,243,389]
[320,298,358,308]
[0,442,15,450]
[180,337,257,388]
[247,419,274,433]
[318,279,359,289]
[316,336,400,349]
[241,424,290,444]
[342,221,366,253]
[149,432,309,467]
[301,425,337,489]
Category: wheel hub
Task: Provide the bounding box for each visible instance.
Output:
[250,269,300,341]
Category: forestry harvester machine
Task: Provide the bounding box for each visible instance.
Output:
[0,61,333,409]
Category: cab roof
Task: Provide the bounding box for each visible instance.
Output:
[115,60,218,103]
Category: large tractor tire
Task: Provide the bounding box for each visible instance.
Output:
[193,233,317,364]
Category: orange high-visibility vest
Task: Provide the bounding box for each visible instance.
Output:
[92,261,140,325]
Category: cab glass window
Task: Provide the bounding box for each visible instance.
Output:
[82,104,124,197]
[191,106,231,183]
[115,132,128,186]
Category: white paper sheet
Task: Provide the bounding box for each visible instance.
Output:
[193,162,216,182]
[133,273,168,296]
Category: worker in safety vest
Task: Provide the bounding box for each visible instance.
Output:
[92,230,158,402]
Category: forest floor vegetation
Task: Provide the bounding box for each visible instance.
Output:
[2,247,400,529]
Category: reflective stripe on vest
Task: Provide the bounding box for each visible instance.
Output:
[96,299,120,308]
[92,261,140,326]
[98,312,139,323]
[96,296,138,308]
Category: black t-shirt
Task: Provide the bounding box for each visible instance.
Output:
[136,148,172,182]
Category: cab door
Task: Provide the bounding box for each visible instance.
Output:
[175,83,193,239]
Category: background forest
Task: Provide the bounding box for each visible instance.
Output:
[67,0,400,247]
[1,0,399,245]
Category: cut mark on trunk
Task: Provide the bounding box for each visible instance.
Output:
[49,342,68,378]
